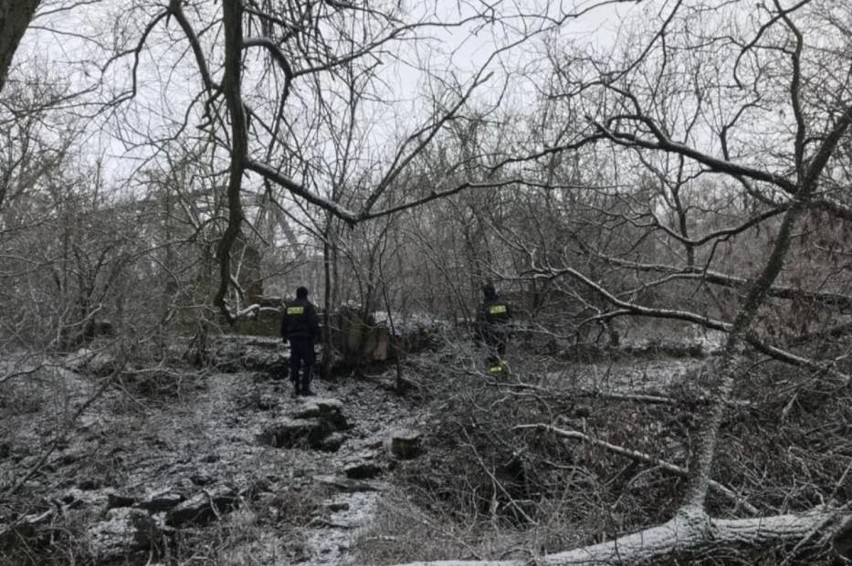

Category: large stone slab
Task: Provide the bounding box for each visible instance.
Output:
[258,398,349,452]
[165,485,240,527]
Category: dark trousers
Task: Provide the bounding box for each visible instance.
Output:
[288,337,315,393]
[484,325,508,360]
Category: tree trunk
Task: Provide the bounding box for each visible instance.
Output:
[213,0,247,322]
[321,212,337,378]
[0,0,39,93]
[393,508,845,565]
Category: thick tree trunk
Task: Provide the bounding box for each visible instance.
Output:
[213,0,247,322]
[0,0,39,93]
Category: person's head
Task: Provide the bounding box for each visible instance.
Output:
[482,283,496,298]
[296,286,309,299]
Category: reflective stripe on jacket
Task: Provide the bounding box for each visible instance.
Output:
[481,296,512,324]
[281,298,320,340]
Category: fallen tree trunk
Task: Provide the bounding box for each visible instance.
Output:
[394,507,846,566]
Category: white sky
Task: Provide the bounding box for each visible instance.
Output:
[10,0,644,190]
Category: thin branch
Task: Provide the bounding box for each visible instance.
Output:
[515,423,759,515]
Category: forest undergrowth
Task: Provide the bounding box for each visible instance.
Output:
[355,345,852,565]
[3,335,852,565]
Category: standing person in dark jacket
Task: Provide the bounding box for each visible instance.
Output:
[478,282,512,374]
[281,286,321,396]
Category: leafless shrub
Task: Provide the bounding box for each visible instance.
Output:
[360,348,852,564]
[116,367,207,401]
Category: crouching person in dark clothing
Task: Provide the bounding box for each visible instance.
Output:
[281,286,321,396]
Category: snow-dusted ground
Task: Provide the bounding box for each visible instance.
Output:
[1,348,417,565]
[546,357,708,396]
[1,334,710,565]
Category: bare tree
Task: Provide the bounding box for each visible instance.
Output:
[343,0,852,563]
[389,0,852,562]
[6,0,852,561]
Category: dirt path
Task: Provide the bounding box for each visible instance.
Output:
[1,351,419,565]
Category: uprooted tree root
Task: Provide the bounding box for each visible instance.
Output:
[355,353,852,565]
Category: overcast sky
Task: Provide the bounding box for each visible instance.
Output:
[12,0,643,189]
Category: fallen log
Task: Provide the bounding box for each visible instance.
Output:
[392,506,846,565]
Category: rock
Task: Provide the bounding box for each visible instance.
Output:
[259,399,350,451]
[328,306,391,365]
[292,398,348,429]
[208,336,287,374]
[344,462,383,480]
[259,418,330,449]
[136,490,184,513]
[318,432,348,453]
[165,485,240,527]
[328,308,445,368]
[106,492,137,510]
[387,429,423,460]
[87,508,160,563]
[190,472,214,486]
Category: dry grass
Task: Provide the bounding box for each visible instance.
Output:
[355,490,532,564]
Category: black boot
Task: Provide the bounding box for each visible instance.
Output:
[300,366,315,395]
